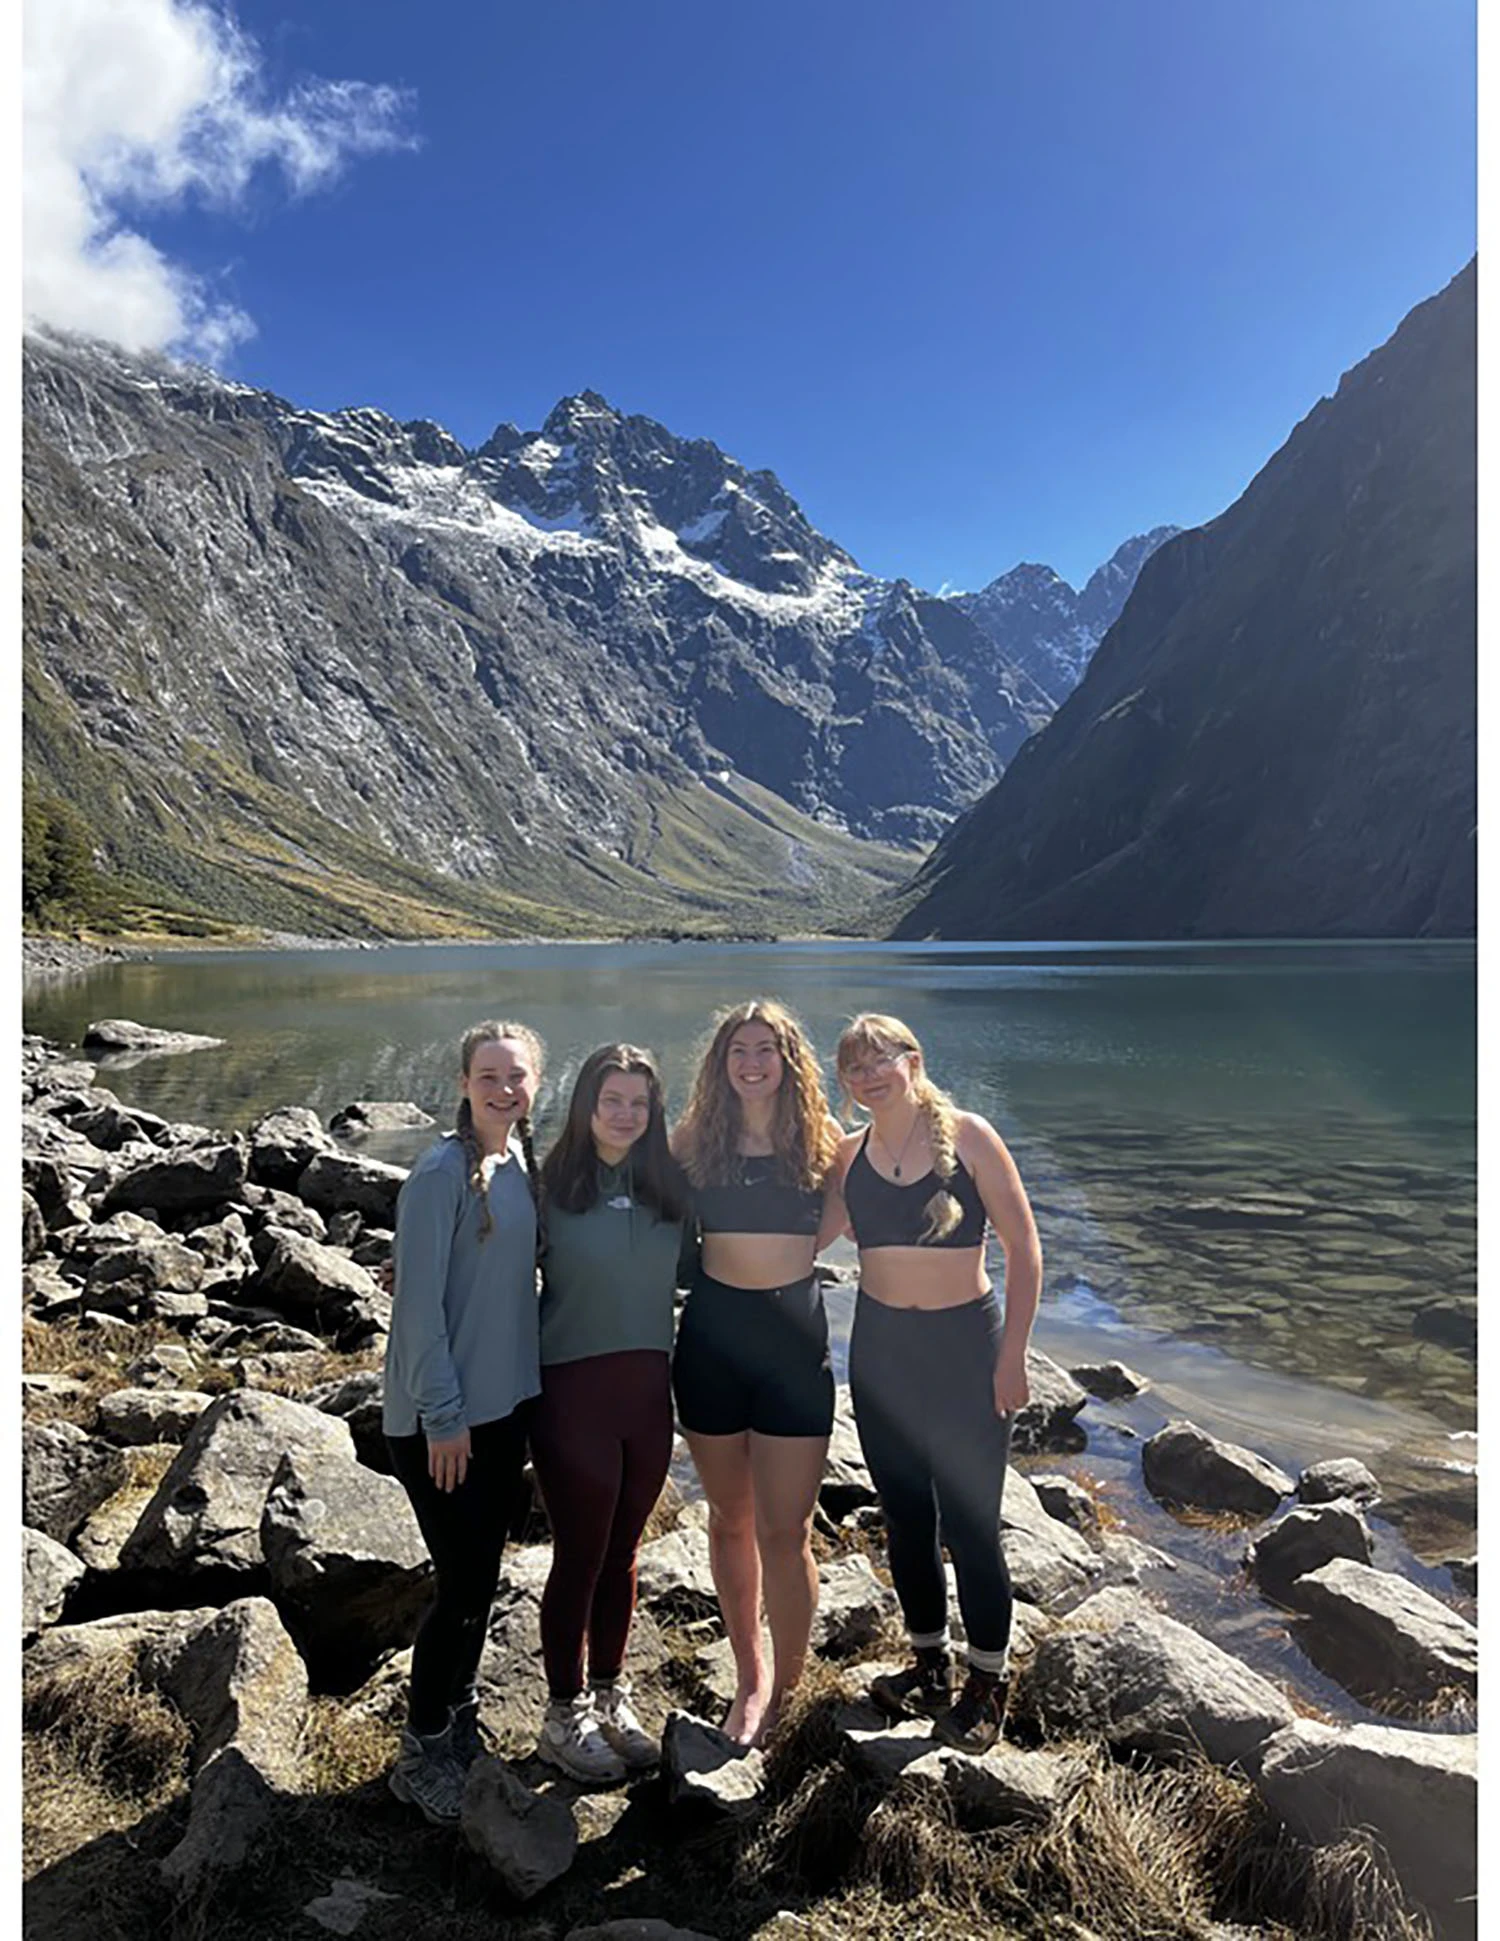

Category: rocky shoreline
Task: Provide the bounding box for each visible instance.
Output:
[21,1029,1478,1941]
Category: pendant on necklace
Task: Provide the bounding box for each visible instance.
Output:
[893,1163,902,1179]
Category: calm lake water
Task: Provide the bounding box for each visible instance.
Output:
[26,938,1478,1649]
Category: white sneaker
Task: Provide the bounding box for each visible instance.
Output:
[592,1680,659,1770]
[536,1693,628,1785]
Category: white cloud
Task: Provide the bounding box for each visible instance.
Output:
[23,0,417,362]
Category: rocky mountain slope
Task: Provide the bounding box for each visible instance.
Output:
[894,260,1477,941]
[950,525,1179,707]
[27,340,1165,939]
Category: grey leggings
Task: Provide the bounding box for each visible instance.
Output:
[848,1289,1014,1658]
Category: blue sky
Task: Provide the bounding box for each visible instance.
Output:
[25,0,1476,592]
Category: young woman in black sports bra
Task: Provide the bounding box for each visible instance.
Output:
[830,1011,1042,1755]
[671,999,845,1746]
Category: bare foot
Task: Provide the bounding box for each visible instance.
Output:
[723,1686,768,1746]
[746,1692,785,1751]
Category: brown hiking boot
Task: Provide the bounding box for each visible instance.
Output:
[869,1646,954,1720]
[934,1666,1009,1752]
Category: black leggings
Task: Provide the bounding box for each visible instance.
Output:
[848,1290,1014,1660]
[385,1406,531,1734]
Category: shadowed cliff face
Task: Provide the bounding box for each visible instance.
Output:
[893,261,1477,942]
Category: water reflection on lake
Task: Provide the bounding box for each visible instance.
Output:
[25,939,1476,1452]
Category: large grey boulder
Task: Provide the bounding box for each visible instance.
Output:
[661,1713,766,1817]
[86,1235,206,1297]
[1012,1350,1089,1452]
[22,1526,86,1640]
[838,1712,1085,1829]
[254,1229,381,1311]
[1259,1718,1477,1941]
[303,1368,387,1471]
[22,1419,130,1542]
[260,1447,432,1678]
[1016,1585,1296,1776]
[460,1757,578,1899]
[140,1594,308,1777]
[999,1466,1103,1607]
[121,1390,355,1579]
[100,1141,248,1216]
[1141,1419,1294,1516]
[25,1607,218,1686]
[1245,1502,1373,1600]
[1287,1557,1479,1703]
[297,1150,408,1226]
[248,1106,337,1190]
[635,1525,717,1615]
[812,1554,899,1655]
[147,1596,309,1893]
[95,1387,214,1446]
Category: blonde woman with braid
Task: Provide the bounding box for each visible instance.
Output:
[671,999,844,1746]
[830,1013,1042,1754]
[383,1020,545,1823]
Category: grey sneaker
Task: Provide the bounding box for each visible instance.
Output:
[536,1693,628,1785]
[388,1720,466,1824]
[450,1692,488,1769]
[592,1680,659,1770]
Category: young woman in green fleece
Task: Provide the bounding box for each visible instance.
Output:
[530,1043,693,1784]
[383,1018,545,1825]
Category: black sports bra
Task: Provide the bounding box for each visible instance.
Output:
[693,1154,823,1237]
[843,1129,987,1250]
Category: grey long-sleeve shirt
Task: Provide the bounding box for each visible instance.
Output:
[382,1133,540,1439]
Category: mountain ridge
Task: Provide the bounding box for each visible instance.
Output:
[892,260,1476,941]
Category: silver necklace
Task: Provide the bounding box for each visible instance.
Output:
[874,1112,921,1180]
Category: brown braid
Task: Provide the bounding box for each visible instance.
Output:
[835,1012,963,1243]
[455,1019,547,1243]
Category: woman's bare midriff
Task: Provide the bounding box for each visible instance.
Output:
[703,1232,821,1290]
[857,1245,992,1311]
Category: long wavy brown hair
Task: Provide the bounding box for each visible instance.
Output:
[674,998,841,1192]
[836,1012,963,1243]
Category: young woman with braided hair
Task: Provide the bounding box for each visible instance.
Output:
[671,999,845,1746]
[383,1020,546,1823]
[830,1013,1042,1754]
[529,1044,691,1784]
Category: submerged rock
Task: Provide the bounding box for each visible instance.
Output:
[83,1019,224,1055]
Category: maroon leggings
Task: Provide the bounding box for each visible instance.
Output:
[529,1348,674,1700]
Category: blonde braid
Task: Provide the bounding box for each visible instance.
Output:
[914,1077,963,1243]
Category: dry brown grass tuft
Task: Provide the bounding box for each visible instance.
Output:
[297,1696,400,1795]
[23,1653,193,1877]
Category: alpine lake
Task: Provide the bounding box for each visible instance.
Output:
[25,937,1477,1709]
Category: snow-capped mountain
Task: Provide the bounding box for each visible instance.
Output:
[950,526,1180,707]
[24,335,1112,935]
